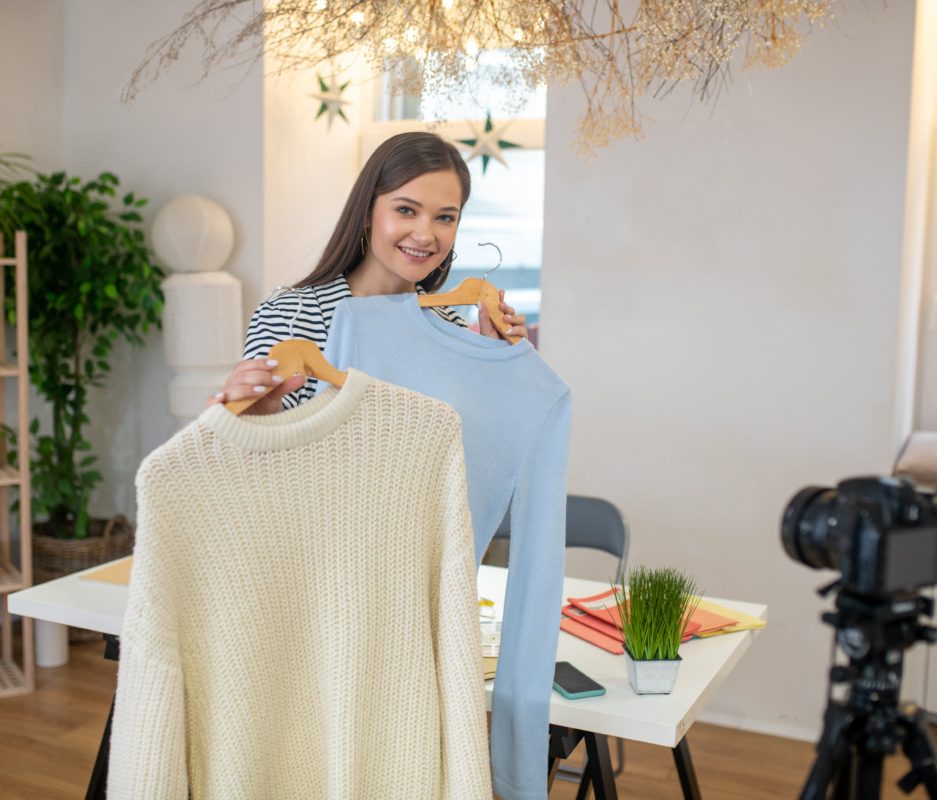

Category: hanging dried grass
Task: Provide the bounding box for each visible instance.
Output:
[123,0,836,153]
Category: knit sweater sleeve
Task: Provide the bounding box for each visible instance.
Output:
[108,464,188,799]
[491,389,572,800]
[432,429,492,799]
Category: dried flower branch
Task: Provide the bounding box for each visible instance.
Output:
[123,0,836,153]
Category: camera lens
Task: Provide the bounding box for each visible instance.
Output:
[781,486,842,571]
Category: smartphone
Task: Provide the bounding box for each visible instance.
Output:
[553,661,606,700]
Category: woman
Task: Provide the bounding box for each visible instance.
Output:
[212,131,527,412]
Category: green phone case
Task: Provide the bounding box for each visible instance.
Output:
[552,682,606,700]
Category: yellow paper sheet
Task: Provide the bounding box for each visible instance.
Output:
[80,556,133,586]
[483,656,498,680]
[694,597,766,637]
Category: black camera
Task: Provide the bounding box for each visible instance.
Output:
[781,476,937,597]
[782,477,937,799]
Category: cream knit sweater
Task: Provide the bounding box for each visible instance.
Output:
[108,369,491,799]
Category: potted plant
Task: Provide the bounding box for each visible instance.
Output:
[0,169,164,609]
[612,566,700,694]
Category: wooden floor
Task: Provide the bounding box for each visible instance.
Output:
[0,637,932,799]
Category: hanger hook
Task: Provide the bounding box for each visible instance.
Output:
[478,242,502,281]
[268,285,304,338]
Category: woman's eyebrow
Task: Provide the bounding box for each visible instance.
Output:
[391,195,460,213]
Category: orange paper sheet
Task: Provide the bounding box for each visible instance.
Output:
[80,556,133,586]
[567,588,732,637]
[562,604,621,640]
[560,616,624,654]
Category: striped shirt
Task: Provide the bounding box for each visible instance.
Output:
[243,275,467,407]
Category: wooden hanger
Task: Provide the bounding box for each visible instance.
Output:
[225,286,346,415]
[225,339,347,415]
[418,242,522,345]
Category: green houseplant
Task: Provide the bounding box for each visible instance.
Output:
[0,170,164,555]
[612,566,700,694]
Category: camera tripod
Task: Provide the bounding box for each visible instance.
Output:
[801,589,937,800]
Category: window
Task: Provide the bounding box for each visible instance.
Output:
[448,150,544,326]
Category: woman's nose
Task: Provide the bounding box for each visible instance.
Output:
[411,219,434,243]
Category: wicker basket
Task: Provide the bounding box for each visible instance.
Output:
[33,515,135,642]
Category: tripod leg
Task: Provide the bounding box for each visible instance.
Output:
[802,702,854,800]
[897,706,937,798]
[853,752,884,800]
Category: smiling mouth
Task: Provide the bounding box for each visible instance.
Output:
[399,246,434,258]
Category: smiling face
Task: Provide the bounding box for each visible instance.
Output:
[352,169,463,294]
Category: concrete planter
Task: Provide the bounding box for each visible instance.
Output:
[624,651,682,694]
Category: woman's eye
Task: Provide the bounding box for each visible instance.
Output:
[438,214,457,223]
[396,206,415,216]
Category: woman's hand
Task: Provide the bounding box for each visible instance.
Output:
[478,289,528,342]
[208,358,306,415]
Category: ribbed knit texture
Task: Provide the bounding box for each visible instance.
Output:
[323,295,572,800]
[108,369,491,800]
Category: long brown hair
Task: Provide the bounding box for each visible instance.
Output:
[295,132,471,293]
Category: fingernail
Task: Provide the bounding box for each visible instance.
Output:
[266,359,278,367]
[271,375,284,384]
[505,327,514,335]
[253,385,267,393]
[214,392,224,400]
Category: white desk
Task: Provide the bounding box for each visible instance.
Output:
[10,560,766,798]
[479,568,766,749]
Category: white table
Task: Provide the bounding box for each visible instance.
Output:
[10,561,766,799]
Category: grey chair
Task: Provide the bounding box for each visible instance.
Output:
[491,494,628,579]
[490,494,629,787]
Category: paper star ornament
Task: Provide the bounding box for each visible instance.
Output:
[309,75,352,129]
[458,113,522,174]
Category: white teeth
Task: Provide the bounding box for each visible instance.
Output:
[400,246,431,257]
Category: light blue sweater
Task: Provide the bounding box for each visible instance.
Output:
[322,293,571,800]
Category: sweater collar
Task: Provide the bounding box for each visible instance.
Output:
[401,293,532,360]
[200,368,373,451]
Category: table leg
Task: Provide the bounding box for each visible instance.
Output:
[672,736,702,800]
[583,732,618,800]
[85,697,114,800]
[85,635,120,800]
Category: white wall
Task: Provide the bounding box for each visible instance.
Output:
[263,61,366,292]
[59,0,264,517]
[0,0,64,172]
[542,4,916,740]
[0,0,65,541]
